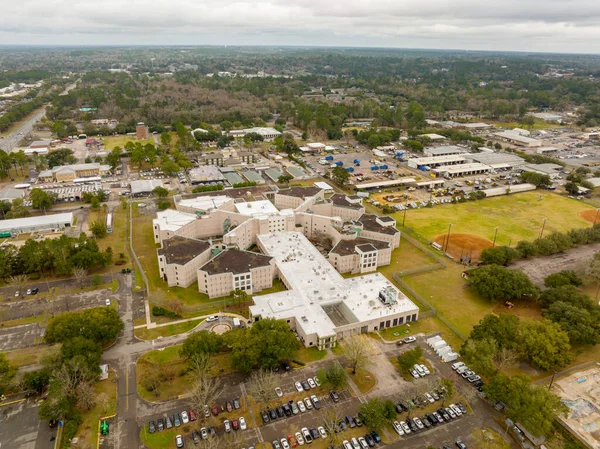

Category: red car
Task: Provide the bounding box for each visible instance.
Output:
[226,401,233,413]
[212,404,219,416]
[288,434,297,448]
[189,410,197,421]
[231,419,239,430]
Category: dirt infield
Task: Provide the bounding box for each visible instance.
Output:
[579,209,600,225]
[433,233,493,262]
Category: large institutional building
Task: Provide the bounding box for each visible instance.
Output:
[153,186,418,348]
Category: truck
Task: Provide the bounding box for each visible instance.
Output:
[0,232,11,238]
[379,165,388,170]
[345,167,354,172]
[371,166,379,171]
[334,161,343,166]
[325,155,334,161]
[418,166,428,171]
[353,159,361,165]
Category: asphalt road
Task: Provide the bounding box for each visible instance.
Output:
[0,107,47,153]
[0,399,58,449]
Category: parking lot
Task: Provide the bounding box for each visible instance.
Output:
[0,399,57,449]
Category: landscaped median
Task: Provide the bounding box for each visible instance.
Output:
[134,319,203,340]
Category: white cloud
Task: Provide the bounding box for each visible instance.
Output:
[1,0,600,52]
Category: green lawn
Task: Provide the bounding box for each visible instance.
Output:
[89,207,130,273]
[0,314,45,328]
[294,347,328,364]
[101,135,155,150]
[4,345,59,368]
[135,320,201,340]
[399,192,594,246]
[348,368,376,394]
[378,238,440,279]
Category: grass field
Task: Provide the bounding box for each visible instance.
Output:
[4,345,59,367]
[400,192,594,247]
[135,320,201,340]
[88,207,130,273]
[100,135,155,150]
[348,368,376,394]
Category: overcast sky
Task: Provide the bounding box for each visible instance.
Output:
[1,0,600,53]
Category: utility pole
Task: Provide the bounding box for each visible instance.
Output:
[444,223,453,252]
[402,197,408,227]
[492,227,499,247]
[539,218,548,239]
[593,208,600,228]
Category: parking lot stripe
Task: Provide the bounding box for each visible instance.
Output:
[0,398,25,407]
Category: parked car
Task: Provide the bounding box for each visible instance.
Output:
[272,440,282,449]
[301,427,312,444]
[157,418,164,432]
[419,364,430,375]
[329,390,340,402]
[414,417,424,429]
[233,398,240,409]
[307,378,317,389]
[424,393,434,403]
[309,428,319,440]
[189,410,197,421]
[223,419,231,433]
[301,380,311,391]
[455,440,467,449]
[288,434,297,447]
[282,403,292,416]
[350,437,360,449]
[276,406,284,417]
[400,421,410,434]
[421,416,431,428]
[232,418,239,430]
[281,438,290,449]
[438,408,450,421]
[450,404,462,416]
[409,369,420,379]
[295,381,304,392]
[148,421,156,433]
[201,427,208,440]
[212,404,219,416]
[403,336,416,344]
[268,408,277,420]
[289,401,299,415]
[456,402,467,414]
[261,410,270,424]
[364,433,375,447]
[346,416,356,428]
[192,429,200,443]
[318,427,327,439]
[282,361,291,371]
[311,395,321,410]
[304,398,313,410]
[206,316,218,323]
[370,431,381,443]
[295,431,305,445]
[181,411,189,424]
[452,362,465,371]
[298,401,307,413]
[343,441,352,449]
[392,421,404,436]
[226,401,233,413]
[314,376,321,387]
[173,413,181,427]
[275,387,283,397]
[176,434,184,448]
[426,413,437,426]
[165,416,173,429]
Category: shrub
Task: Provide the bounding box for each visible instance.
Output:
[152,306,181,319]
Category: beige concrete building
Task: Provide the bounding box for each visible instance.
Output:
[197,249,275,298]
[157,236,213,288]
[274,186,324,210]
[38,163,110,183]
[329,238,391,274]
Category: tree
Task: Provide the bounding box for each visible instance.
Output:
[564,182,580,195]
[542,301,600,345]
[153,186,169,198]
[29,188,54,211]
[460,338,498,378]
[8,274,29,295]
[247,369,278,407]
[180,331,223,360]
[479,246,520,266]
[484,374,567,436]
[331,166,350,186]
[188,375,224,415]
[278,174,293,185]
[516,319,572,371]
[544,270,582,288]
[515,240,537,258]
[23,367,51,393]
[397,346,423,374]
[437,377,454,407]
[45,307,124,345]
[470,314,520,350]
[405,102,427,129]
[358,398,392,431]
[141,370,162,397]
[230,289,249,307]
[342,334,372,374]
[90,220,107,238]
[73,267,88,289]
[105,147,122,170]
[320,408,344,444]
[0,200,12,219]
[0,352,17,394]
[325,363,348,389]
[467,265,539,302]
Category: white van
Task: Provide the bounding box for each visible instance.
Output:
[232,318,241,328]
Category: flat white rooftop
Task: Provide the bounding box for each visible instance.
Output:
[153,209,197,232]
[0,212,73,232]
[314,181,334,191]
[409,155,466,165]
[178,195,231,212]
[433,163,491,174]
[235,200,279,217]
[355,177,416,189]
[250,232,418,339]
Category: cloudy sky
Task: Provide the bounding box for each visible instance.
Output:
[1,0,600,53]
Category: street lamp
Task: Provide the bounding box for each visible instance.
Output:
[492,227,499,247]
[444,223,453,252]
[539,218,548,239]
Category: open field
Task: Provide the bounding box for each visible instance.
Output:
[100,135,155,150]
[4,344,59,367]
[347,368,376,393]
[398,192,594,247]
[485,118,567,130]
[89,207,130,272]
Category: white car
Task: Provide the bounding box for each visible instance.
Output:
[239,416,247,430]
[307,378,317,389]
[297,401,306,413]
[318,426,327,439]
[400,421,410,434]
[295,381,304,392]
[313,376,321,387]
[414,417,424,429]
[420,364,430,375]
[105,299,111,306]
[409,369,420,379]
[206,315,219,323]
[275,387,283,397]
[304,397,313,410]
[281,438,290,449]
[295,432,305,445]
[452,362,465,371]
[450,404,462,416]
[14,291,19,297]
[445,407,456,419]
[392,421,404,436]
[181,410,189,424]
[343,441,352,449]
[358,437,368,449]
[351,438,360,449]
[424,393,434,403]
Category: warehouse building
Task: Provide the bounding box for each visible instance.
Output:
[38,163,111,183]
[465,152,526,170]
[130,179,164,197]
[0,212,73,234]
[494,130,542,148]
[423,146,465,157]
[188,166,226,185]
[433,163,491,178]
[408,155,467,169]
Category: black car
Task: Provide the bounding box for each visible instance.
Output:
[473,380,484,388]
[282,403,292,417]
[310,428,319,440]
[268,408,277,420]
[421,416,431,428]
[370,431,381,444]
[157,418,164,432]
[173,413,181,427]
[192,429,200,443]
[426,413,437,426]
[364,434,375,447]
[301,381,311,391]
[282,361,291,371]
[148,421,156,434]
[346,416,356,428]
[261,410,270,424]
[330,390,340,402]
[406,418,418,433]
[31,288,39,295]
[276,406,284,417]
[394,403,404,413]
[456,402,467,414]
[233,398,241,410]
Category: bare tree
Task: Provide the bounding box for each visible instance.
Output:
[188,375,224,414]
[494,347,519,371]
[397,387,417,419]
[8,274,28,296]
[76,381,96,411]
[188,353,212,378]
[247,369,278,408]
[72,267,88,289]
[141,371,162,397]
[320,408,343,445]
[341,334,373,374]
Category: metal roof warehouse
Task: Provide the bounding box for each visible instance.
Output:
[0,213,74,234]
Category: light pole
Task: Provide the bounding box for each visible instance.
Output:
[402,197,408,227]
[539,218,548,239]
[593,209,600,228]
[444,223,453,252]
[492,227,499,247]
